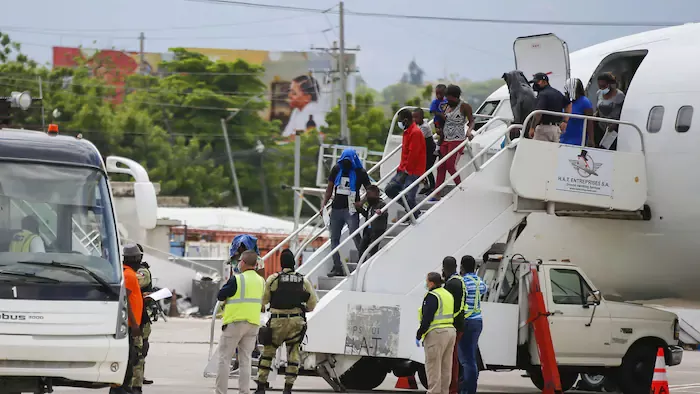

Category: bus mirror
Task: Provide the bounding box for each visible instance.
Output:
[134,182,157,229]
[106,156,158,229]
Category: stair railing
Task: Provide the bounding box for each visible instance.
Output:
[303,116,511,280]
[261,142,404,264]
[356,121,516,291]
[358,110,648,291]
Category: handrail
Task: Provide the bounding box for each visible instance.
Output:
[261,138,405,263]
[520,110,646,153]
[357,122,519,291]
[125,238,221,277]
[304,116,512,278]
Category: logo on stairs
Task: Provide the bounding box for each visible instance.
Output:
[569,149,602,178]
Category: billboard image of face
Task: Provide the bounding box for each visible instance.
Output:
[53,47,356,137]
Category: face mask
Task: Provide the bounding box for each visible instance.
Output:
[532,83,542,92]
[341,160,352,170]
[598,88,610,95]
[447,100,458,108]
[367,196,379,205]
[397,121,406,130]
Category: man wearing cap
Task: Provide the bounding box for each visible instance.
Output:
[215,250,265,394]
[110,244,143,394]
[528,72,570,142]
[255,249,317,394]
[132,244,154,392]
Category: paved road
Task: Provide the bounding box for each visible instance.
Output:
[54,317,700,394]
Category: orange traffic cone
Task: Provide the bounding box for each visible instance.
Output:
[651,347,670,394]
[395,375,418,390]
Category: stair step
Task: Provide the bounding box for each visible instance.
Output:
[387,222,410,236]
[318,275,345,290]
[347,262,357,272]
[317,289,329,299]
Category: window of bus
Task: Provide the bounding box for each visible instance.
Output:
[0,162,119,283]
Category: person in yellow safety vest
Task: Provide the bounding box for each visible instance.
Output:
[458,255,487,394]
[442,256,466,394]
[214,250,265,394]
[9,216,45,253]
[416,272,457,394]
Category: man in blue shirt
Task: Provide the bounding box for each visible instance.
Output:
[458,255,487,394]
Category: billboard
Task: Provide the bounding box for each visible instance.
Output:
[52,47,356,136]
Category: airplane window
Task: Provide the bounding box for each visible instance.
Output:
[646,106,665,133]
[675,106,693,133]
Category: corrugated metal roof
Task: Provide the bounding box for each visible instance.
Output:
[158,207,326,236]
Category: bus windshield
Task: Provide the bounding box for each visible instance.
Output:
[0,161,119,284]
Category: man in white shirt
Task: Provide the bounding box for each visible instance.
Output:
[9,215,45,253]
[282,75,327,137]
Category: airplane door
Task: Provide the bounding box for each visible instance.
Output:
[514,33,570,94]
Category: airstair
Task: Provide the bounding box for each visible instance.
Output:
[250,108,649,390]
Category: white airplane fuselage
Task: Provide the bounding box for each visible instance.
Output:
[475,24,700,301]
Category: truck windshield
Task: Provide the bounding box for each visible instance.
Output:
[0,161,119,284]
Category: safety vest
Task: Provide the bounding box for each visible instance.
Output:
[448,274,466,316]
[223,270,265,326]
[418,287,454,339]
[9,230,37,253]
[464,275,482,318]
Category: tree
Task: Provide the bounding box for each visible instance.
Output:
[400,60,425,86]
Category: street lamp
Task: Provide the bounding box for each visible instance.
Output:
[219,94,265,210]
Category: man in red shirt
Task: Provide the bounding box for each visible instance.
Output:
[387,108,426,220]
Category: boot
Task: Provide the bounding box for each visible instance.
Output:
[254,380,266,394]
[131,387,142,394]
[282,383,293,394]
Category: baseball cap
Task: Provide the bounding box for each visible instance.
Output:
[529,72,549,83]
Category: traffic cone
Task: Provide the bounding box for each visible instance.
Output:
[651,347,670,394]
[395,374,418,390]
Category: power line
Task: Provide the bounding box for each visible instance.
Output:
[191,0,695,27]
[0,13,317,33]
[1,27,328,41]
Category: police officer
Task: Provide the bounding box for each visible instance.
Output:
[215,250,265,394]
[131,244,154,392]
[255,249,317,394]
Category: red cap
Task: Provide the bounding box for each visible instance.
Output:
[47,124,59,134]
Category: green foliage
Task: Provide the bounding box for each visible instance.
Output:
[0,32,505,217]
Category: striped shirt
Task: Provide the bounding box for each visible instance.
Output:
[463,273,487,320]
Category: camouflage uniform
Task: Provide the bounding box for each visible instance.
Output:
[131,266,153,390]
[257,268,318,387]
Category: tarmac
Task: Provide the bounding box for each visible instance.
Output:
[54,317,700,394]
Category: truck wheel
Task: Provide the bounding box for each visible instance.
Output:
[340,358,388,390]
[615,344,656,394]
[528,368,578,392]
[577,374,605,391]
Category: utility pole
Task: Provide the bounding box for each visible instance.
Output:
[291,130,302,252]
[220,117,244,210]
[338,1,348,144]
[310,2,360,145]
[138,32,145,75]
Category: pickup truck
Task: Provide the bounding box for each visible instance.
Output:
[479,257,682,393]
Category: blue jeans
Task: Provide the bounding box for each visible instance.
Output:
[329,208,360,270]
[458,319,483,394]
[390,172,420,220]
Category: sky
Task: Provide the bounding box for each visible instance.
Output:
[2,0,699,89]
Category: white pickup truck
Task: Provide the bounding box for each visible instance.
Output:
[478,256,682,393]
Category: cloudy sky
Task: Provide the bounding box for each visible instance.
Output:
[2,0,698,89]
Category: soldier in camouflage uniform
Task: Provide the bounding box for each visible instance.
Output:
[131,244,154,393]
[255,249,317,394]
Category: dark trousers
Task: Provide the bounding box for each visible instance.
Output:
[425,137,437,190]
[449,331,464,394]
[457,319,483,394]
[358,229,381,261]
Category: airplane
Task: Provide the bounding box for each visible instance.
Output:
[469,23,700,303]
